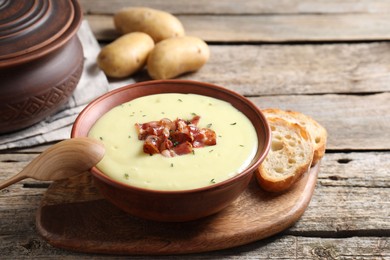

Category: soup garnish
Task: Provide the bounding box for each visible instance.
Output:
[135,115,216,157]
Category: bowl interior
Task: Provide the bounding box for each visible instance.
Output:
[71,80,271,192]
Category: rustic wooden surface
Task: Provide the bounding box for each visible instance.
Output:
[35,164,318,255]
[1,0,389,258]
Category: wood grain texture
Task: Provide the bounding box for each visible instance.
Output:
[98,43,390,95]
[35,165,318,255]
[2,153,387,235]
[86,13,390,42]
[0,95,388,151]
[1,1,389,257]
[0,138,104,190]
[251,93,390,150]
[293,153,390,234]
[1,153,389,257]
[1,234,389,259]
[80,0,390,14]
[190,43,390,95]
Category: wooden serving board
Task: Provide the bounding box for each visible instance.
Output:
[36,163,320,255]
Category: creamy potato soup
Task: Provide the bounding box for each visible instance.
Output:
[88,93,258,191]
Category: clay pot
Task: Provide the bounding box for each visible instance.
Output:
[0,0,83,134]
[71,80,272,222]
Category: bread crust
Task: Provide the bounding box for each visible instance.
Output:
[256,117,314,192]
[262,108,327,165]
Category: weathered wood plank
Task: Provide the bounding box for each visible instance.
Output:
[80,0,390,15]
[1,1,387,258]
[0,153,388,234]
[86,13,390,42]
[0,94,388,152]
[287,152,390,236]
[252,93,390,150]
[191,43,390,95]
[0,152,388,257]
[181,14,390,43]
[317,152,390,189]
[1,234,389,258]
[1,144,53,154]
[102,43,390,96]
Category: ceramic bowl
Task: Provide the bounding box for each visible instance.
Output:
[0,0,83,134]
[71,80,271,222]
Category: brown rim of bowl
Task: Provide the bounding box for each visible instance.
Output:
[0,0,83,68]
[71,79,271,195]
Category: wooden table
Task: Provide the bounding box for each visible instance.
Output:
[1,0,389,258]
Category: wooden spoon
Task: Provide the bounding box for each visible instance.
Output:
[0,137,105,190]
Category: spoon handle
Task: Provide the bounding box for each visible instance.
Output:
[0,171,27,190]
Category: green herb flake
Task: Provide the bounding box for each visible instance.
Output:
[210,179,216,184]
[99,136,103,141]
[206,123,212,128]
[230,122,237,125]
[192,150,195,155]
[142,115,146,117]
[240,145,244,147]
[124,173,129,179]
[178,99,183,102]
[218,135,222,138]
[209,149,214,153]
[191,112,197,116]
[170,163,174,167]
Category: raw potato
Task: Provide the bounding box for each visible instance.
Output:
[147,36,210,80]
[97,32,154,78]
[114,7,185,43]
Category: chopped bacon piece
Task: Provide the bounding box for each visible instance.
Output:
[190,115,200,125]
[143,135,161,155]
[201,128,217,146]
[135,115,217,157]
[159,138,173,151]
[173,141,193,155]
[160,118,175,138]
[191,127,204,148]
[170,131,192,145]
[135,121,164,140]
[161,149,176,158]
[192,128,217,148]
[175,119,188,132]
[160,118,175,128]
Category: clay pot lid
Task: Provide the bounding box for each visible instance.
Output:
[0,0,82,68]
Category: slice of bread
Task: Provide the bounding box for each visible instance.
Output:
[256,117,314,192]
[262,108,327,165]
